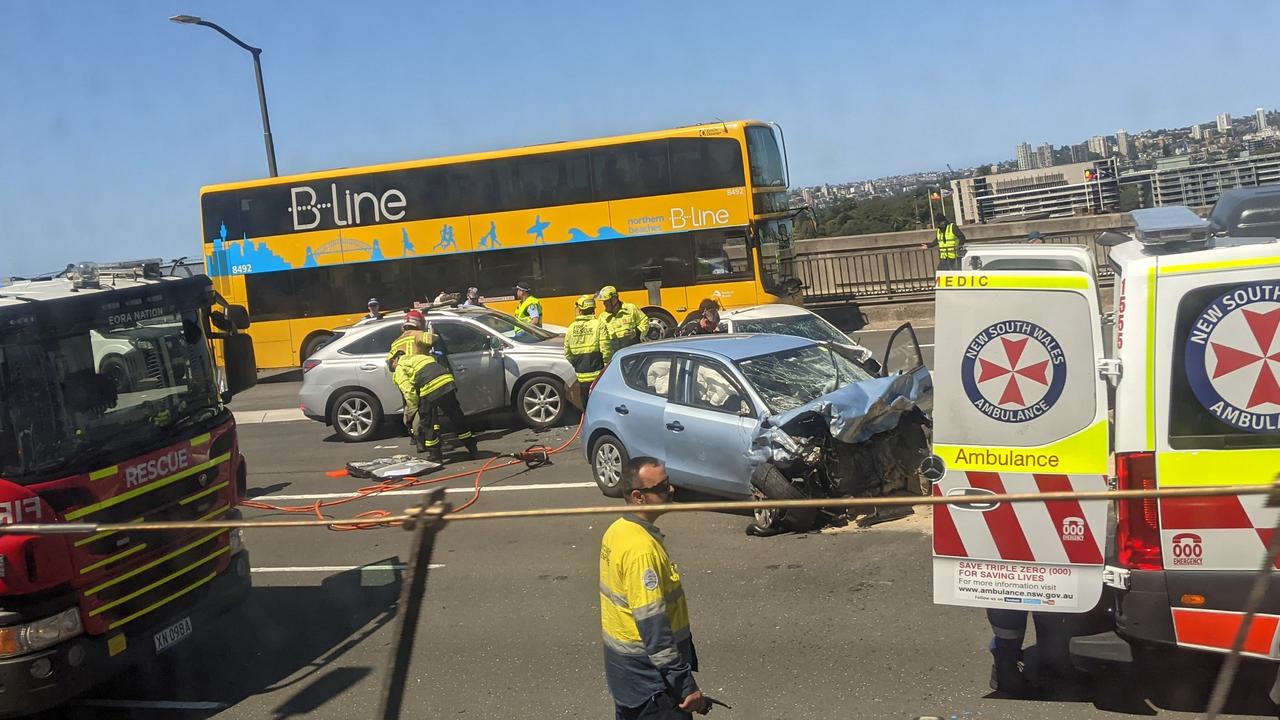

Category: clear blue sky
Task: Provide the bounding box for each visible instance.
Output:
[1,1,1275,276]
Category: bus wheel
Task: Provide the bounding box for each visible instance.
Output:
[643,309,676,340]
[300,332,334,362]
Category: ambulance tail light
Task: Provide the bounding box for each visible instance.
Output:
[1116,451,1163,570]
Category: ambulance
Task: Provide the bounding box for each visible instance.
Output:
[928,206,1280,674]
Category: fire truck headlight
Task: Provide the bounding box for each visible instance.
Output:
[0,608,84,658]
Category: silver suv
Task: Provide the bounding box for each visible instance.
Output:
[299,307,579,441]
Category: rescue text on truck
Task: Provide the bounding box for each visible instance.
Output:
[0,261,256,717]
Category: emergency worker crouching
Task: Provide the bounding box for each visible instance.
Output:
[387,349,477,463]
[599,285,650,352]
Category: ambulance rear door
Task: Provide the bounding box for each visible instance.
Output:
[930,245,1111,614]
[1153,245,1280,656]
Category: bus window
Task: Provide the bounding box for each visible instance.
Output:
[693,231,751,281]
[670,138,745,193]
[746,126,786,189]
[592,141,671,201]
[540,242,613,297]
[510,151,592,209]
[476,248,541,297]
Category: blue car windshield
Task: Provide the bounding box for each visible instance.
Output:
[736,343,874,413]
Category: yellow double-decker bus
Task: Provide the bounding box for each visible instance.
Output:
[200,119,801,368]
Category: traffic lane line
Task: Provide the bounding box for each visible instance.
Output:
[234,408,307,425]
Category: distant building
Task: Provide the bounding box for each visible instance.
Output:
[1191,124,1204,141]
[1070,143,1091,163]
[1257,107,1269,132]
[1116,129,1132,159]
[1089,135,1109,157]
[1217,112,1231,133]
[1016,142,1035,171]
[949,158,1121,224]
[1037,143,1055,169]
[1133,151,1280,207]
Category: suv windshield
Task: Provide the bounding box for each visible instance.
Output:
[736,343,873,413]
[467,311,557,344]
[0,309,220,480]
[731,314,848,345]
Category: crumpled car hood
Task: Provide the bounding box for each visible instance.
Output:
[748,371,927,465]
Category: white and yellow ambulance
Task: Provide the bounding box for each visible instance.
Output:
[929,206,1280,671]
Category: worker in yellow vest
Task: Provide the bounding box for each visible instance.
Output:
[598,285,650,352]
[922,218,966,271]
[514,281,543,327]
[564,295,612,401]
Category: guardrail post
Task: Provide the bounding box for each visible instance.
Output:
[881,253,892,297]
[379,488,450,720]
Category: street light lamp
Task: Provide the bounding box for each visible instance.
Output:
[170,14,278,177]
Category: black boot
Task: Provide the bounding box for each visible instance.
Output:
[426,448,444,463]
[989,646,1038,698]
[464,438,478,460]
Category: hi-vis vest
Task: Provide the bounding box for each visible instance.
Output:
[930,232,1280,658]
[936,223,959,260]
[515,296,542,325]
[564,316,611,383]
[390,329,432,360]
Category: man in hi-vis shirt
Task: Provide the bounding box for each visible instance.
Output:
[599,458,710,719]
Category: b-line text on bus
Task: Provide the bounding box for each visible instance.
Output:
[290,184,407,231]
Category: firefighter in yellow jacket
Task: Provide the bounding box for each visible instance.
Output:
[390,309,432,359]
[564,295,612,401]
[599,285,650,352]
[388,349,477,462]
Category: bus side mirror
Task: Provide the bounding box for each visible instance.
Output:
[223,334,257,399]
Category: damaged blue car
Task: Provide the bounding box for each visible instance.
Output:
[584,326,933,532]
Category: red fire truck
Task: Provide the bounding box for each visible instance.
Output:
[0,261,256,715]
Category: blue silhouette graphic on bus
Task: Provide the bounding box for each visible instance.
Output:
[208,221,293,276]
[567,226,625,243]
[401,228,416,257]
[370,239,386,261]
[434,224,457,252]
[302,247,318,268]
[527,215,550,244]
[479,221,501,249]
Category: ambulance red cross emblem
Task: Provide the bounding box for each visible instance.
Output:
[960,320,1067,423]
[1184,282,1280,433]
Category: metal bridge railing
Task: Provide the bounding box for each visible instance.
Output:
[794,229,1122,305]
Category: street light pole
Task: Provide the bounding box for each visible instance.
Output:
[170,15,278,177]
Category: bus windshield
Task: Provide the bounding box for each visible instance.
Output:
[747,125,787,188]
[0,310,220,481]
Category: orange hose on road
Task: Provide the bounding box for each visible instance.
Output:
[241,412,585,531]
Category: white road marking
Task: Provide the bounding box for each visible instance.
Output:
[251,564,441,573]
[233,408,307,424]
[918,343,935,348]
[253,481,596,502]
[76,700,229,711]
